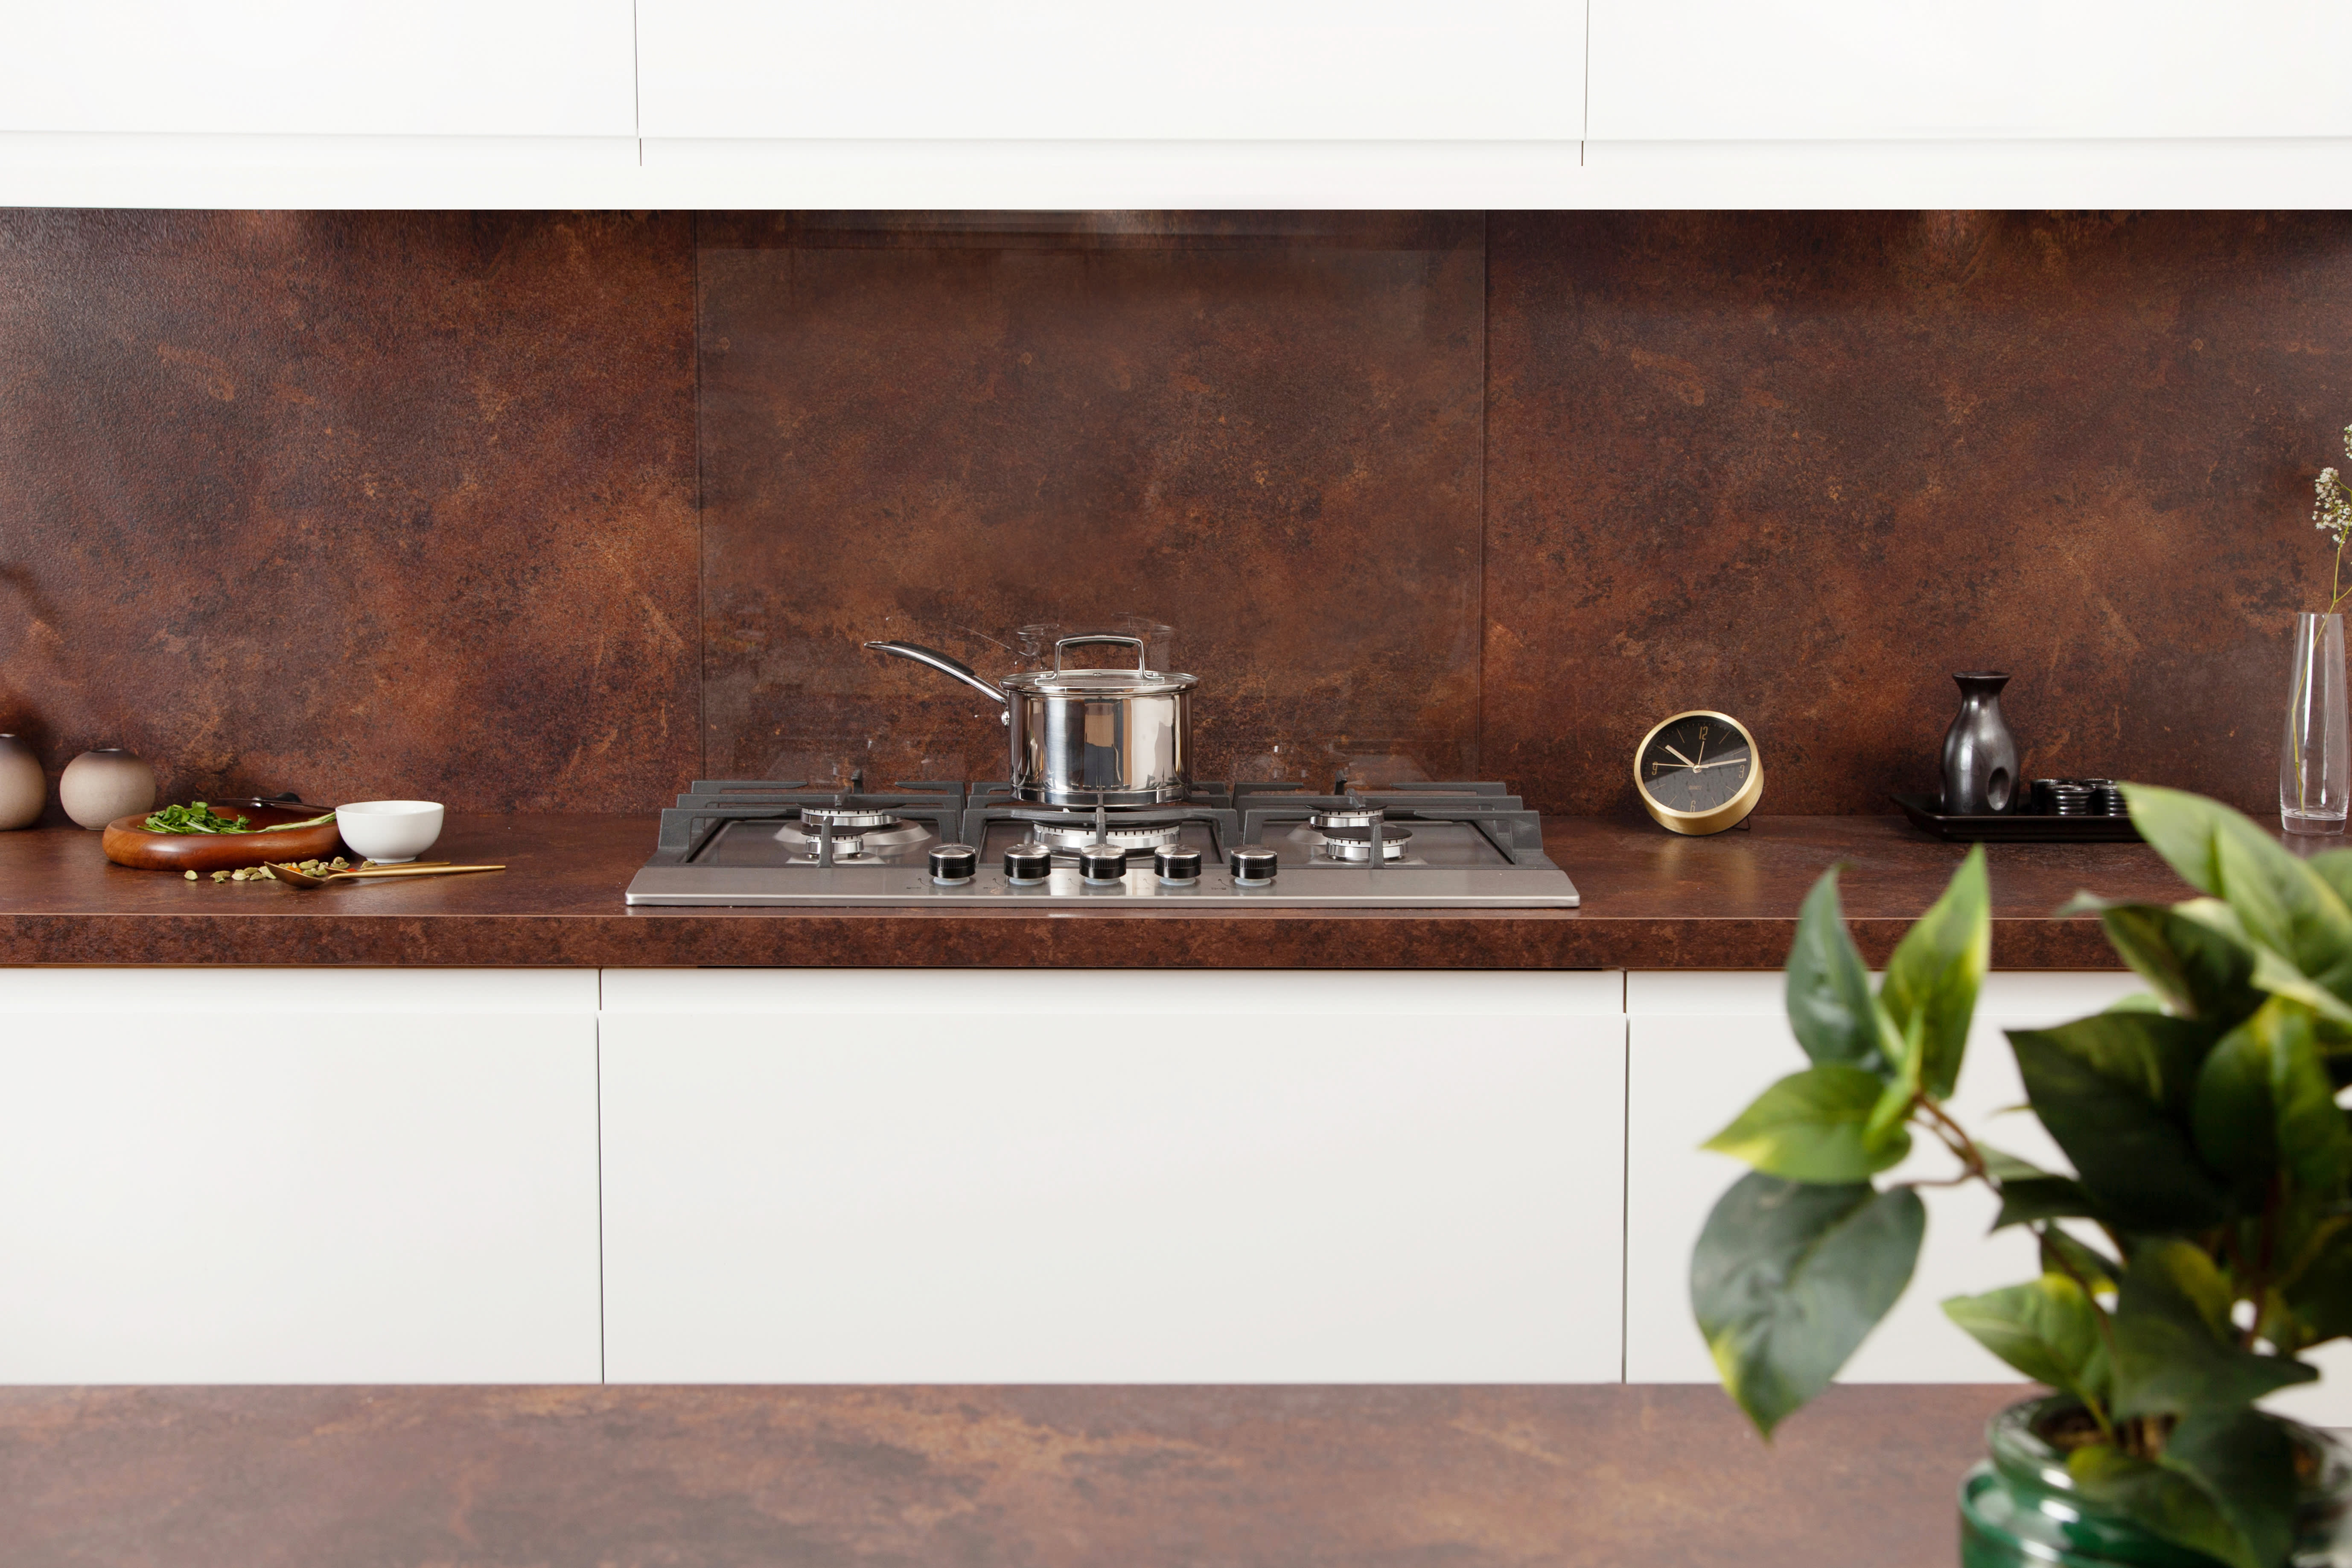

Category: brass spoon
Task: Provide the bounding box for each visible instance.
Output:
[265,860,505,888]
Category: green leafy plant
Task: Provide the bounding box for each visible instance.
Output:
[140,802,334,835]
[1693,783,2352,1568]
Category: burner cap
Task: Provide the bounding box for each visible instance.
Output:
[799,804,900,830]
[1319,826,1412,861]
[1309,806,1385,830]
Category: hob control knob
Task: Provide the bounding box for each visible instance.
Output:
[928,844,978,883]
[1154,847,1203,884]
[1003,842,1052,883]
[1228,846,1278,885]
[1078,845,1131,885]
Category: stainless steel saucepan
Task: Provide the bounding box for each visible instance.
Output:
[862,634,1197,806]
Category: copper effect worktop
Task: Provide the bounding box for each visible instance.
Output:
[0,1383,2017,1567]
[0,813,2192,968]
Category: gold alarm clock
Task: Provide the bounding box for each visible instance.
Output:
[1635,710,1763,835]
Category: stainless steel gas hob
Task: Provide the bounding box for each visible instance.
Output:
[625,779,1580,909]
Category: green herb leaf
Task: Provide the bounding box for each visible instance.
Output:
[1943,1272,2110,1411]
[2125,783,2352,1004]
[2195,997,2352,1195]
[142,801,255,834]
[2007,1014,2230,1233]
[2095,901,2262,1026]
[2039,1227,2121,1295]
[1784,866,1888,1075]
[2160,1411,2300,1568]
[1993,1175,2098,1230]
[2069,1443,2263,1568]
[1690,1173,1924,1439]
[2111,1239,2316,1418]
[1702,1065,1911,1183]
[1879,845,1989,1100]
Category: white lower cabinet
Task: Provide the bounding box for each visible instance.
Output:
[1625,971,2141,1387]
[0,968,602,1383]
[598,969,1626,1382]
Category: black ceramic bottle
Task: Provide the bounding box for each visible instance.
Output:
[1941,672,2020,815]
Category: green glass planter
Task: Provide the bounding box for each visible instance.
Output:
[1961,1397,2352,1568]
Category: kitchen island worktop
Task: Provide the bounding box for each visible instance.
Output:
[0,813,2189,968]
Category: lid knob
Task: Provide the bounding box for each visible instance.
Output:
[1003,842,1052,883]
[1154,847,1203,883]
[928,844,978,883]
[1228,846,1278,884]
[1078,845,1131,885]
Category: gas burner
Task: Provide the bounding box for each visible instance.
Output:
[1290,823,1414,861]
[769,816,930,862]
[1308,805,1386,831]
[1027,821,1185,852]
[799,804,903,830]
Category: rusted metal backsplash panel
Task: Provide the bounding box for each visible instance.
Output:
[1486,210,2352,816]
[696,215,1487,793]
[0,210,699,814]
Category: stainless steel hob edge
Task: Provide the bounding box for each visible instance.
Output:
[624,865,1581,909]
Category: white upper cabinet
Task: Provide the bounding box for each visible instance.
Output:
[635,0,1586,142]
[0,0,637,137]
[1589,0,2352,141]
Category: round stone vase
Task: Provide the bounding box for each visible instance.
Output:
[1961,1397,2352,1567]
[0,734,43,830]
[1941,672,2020,815]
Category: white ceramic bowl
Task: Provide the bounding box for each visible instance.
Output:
[336,800,444,864]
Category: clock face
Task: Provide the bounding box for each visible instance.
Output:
[1639,713,1755,816]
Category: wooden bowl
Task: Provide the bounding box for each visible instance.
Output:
[102,798,347,872]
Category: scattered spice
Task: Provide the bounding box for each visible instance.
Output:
[190,856,355,886]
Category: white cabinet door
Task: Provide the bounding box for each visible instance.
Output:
[637,0,1585,142]
[1589,0,2352,141]
[600,970,1624,1382]
[0,969,602,1382]
[1625,970,2139,1385]
[0,1,637,137]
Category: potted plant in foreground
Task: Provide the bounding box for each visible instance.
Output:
[1694,784,2352,1567]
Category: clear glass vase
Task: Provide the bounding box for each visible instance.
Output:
[2282,611,2350,834]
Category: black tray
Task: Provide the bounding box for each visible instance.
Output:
[1892,793,2143,843]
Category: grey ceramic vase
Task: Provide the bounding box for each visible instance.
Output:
[0,735,43,830]
[58,747,155,830]
[1941,672,2020,815]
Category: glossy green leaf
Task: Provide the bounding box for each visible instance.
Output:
[2111,1240,2316,1418]
[2008,1016,2230,1233]
[1992,1175,2097,1230]
[1864,1007,1923,1148]
[2283,1223,2352,1345]
[2095,901,2261,1025]
[2124,784,2352,1003]
[2162,1411,2299,1568]
[2194,997,2352,1195]
[2309,848,2352,912]
[1784,866,1887,1074]
[2069,1445,2262,1568]
[2104,992,2168,1014]
[1703,1065,1911,1183]
[1691,1173,1924,1438]
[1879,845,1989,1100]
[1943,1273,2110,1409]
[2039,1226,2120,1295]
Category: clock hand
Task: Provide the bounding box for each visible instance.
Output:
[1661,745,1699,768]
[1690,753,1750,769]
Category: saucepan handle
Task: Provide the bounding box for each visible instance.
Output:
[1052,634,1154,676]
[861,641,1008,706]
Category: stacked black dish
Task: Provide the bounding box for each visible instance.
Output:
[2029,778,2128,817]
